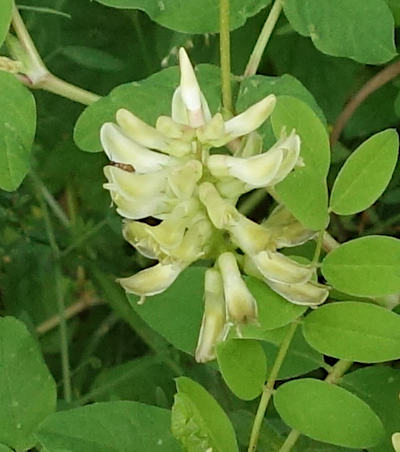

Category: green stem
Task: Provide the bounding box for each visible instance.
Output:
[311,230,324,266]
[37,73,100,105]
[322,231,340,252]
[29,172,70,228]
[278,359,354,452]
[244,0,283,77]
[9,5,100,105]
[239,189,267,216]
[248,321,298,452]
[278,430,301,452]
[35,183,72,403]
[219,0,233,114]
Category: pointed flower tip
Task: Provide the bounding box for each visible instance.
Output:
[178,47,202,112]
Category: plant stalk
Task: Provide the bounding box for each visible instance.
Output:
[248,321,298,452]
[219,0,233,114]
[244,0,283,77]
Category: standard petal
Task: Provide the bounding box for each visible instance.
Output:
[224,95,276,139]
[118,262,185,296]
[218,252,258,324]
[195,268,227,363]
[252,251,313,285]
[100,123,172,172]
[207,147,283,187]
[267,279,329,306]
[103,165,168,200]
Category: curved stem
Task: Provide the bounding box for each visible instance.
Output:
[9,4,100,105]
[244,0,283,77]
[248,321,298,452]
[330,60,400,146]
[219,0,233,114]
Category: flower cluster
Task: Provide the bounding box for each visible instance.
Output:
[100,48,329,363]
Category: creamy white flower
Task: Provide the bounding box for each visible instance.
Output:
[198,182,237,229]
[218,252,258,323]
[252,250,313,285]
[118,261,186,297]
[103,165,168,200]
[195,268,227,363]
[224,95,276,139]
[392,433,400,452]
[123,220,162,260]
[100,123,172,173]
[168,160,202,199]
[267,279,329,306]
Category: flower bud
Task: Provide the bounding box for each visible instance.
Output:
[168,160,203,199]
[267,279,329,306]
[118,261,185,296]
[196,113,225,145]
[100,123,172,172]
[252,251,313,285]
[123,220,162,260]
[238,132,263,158]
[268,130,301,185]
[156,115,195,141]
[218,252,258,323]
[224,95,276,139]
[195,268,227,363]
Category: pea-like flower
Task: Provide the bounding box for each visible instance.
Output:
[100,48,329,362]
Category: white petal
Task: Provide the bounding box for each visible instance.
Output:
[118,262,185,296]
[103,165,168,200]
[171,87,190,125]
[168,160,202,198]
[218,252,258,323]
[123,221,161,259]
[252,251,313,285]
[224,95,276,139]
[195,268,227,363]
[269,131,301,185]
[267,279,329,306]
[179,47,202,112]
[392,433,400,452]
[116,108,169,151]
[108,189,172,220]
[100,123,171,172]
[198,182,236,229]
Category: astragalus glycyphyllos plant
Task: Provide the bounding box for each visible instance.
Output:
[1,1,400,452]
[99,48,329,362]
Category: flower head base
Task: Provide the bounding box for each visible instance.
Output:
[100,48,329,362]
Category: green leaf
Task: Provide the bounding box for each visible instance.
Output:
[216,339,267,400]
[271,96,330,230]
[0,0,12,46]
[172,377,239,452]
[0,317,56,451]
[274,378,384,448]
[321,236,400,296]
[303,302,400,362]
[0,445,12,452]
[283,0,396,64]
[36,401,181,451]
[330,129,399,215]
[128,266,206,355]
[246,276,307,330]
[342,366,400,452]
[0,72,36,191]
[74,64,223,152]
[94,0,271,33]
[60,46,126,72]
